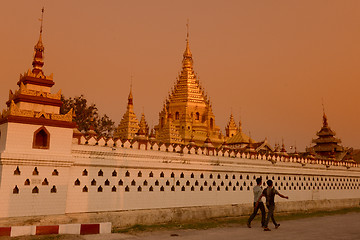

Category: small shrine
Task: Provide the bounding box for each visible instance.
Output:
[114,86,140,141]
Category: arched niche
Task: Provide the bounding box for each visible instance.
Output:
[33,126,50,149]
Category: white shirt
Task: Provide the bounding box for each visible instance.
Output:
[253,185,263,202]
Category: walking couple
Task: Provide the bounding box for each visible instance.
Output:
[247,177,289,231]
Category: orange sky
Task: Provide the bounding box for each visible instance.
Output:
[1,0,360,151]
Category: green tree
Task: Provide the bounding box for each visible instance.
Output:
[96,114,115,138]
[60,95,115,138]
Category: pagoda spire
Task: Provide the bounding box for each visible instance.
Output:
[114,83,139,141]
[154,21,221,146]
[182,19,193,70]
[138,112,149,136]
[32,7,45,75]
[322,102,328,127]
[225,113,238,137]
[127,83,133,109]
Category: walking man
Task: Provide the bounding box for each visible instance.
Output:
[247,177,265,228]
[255,179,289,231]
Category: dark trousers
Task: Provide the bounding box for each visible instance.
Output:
[248,202,266,227]
[264,204,278,227]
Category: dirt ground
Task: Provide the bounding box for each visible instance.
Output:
[2,212,360,240]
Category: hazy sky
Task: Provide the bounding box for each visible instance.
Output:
[1,0,360,151]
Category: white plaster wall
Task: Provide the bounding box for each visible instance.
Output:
[0,165,70,217]
[0,123,8,153]
[0,143,359,218]
[64,145,360,214]
[65,165,360,214]
[4,123,72,155]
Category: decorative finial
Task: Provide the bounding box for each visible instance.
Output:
[186,18,190,42]
[183,19,192,60]
[322,99,328,127]
[32,7,45,75]
[128,77,133,107]
[238,109,242,132]
[40,7,44,34]
[130,74,133,91]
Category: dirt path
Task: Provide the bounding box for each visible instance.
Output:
[85,212,360,240]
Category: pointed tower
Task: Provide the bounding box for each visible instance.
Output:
[306,111,344,159]
[225,113,238,137]
[114,86,140,141]
[154,22,222,146]
[0,8,75,155]
[138,113,149,136]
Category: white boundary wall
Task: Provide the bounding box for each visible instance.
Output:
[1,142,359,218]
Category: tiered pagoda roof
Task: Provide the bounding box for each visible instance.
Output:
[168,38,207,105]
[0,8,74,128]
[138,113,149,136]
[225,113,238,137]
[154,24,222,146]
[114,87,140,141]
[306,111,352,161]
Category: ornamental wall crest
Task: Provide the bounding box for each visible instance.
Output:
[35,110,50,119]
[51,108,73,122]
[10,83,61,100]
[20,69,53,80]
[7,101,34,118]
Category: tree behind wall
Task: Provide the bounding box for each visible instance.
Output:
[60,95,115,138]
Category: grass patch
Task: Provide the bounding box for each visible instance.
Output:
[113,207,360,234]
[275,207,360,221]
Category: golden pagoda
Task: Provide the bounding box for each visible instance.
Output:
[114,86,140,141]
[225,113,238,138]
[154,24,222,146]
[138,112,149,136]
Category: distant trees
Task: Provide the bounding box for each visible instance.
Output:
[60,95,115,138]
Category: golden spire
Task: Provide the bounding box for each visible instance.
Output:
[225,113,238,137]
[114,81,139,141]
[128,75,133,106]
[32,7,45,75]
[182,19,193,69]
[138,112,149,136]
[127,83,133,109]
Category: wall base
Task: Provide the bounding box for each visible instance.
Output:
[0,198,359,229]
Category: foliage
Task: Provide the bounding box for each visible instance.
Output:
[60,95,115,137]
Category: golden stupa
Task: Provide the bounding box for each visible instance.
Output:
[114,86,140,141]
[154,25,223,146]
